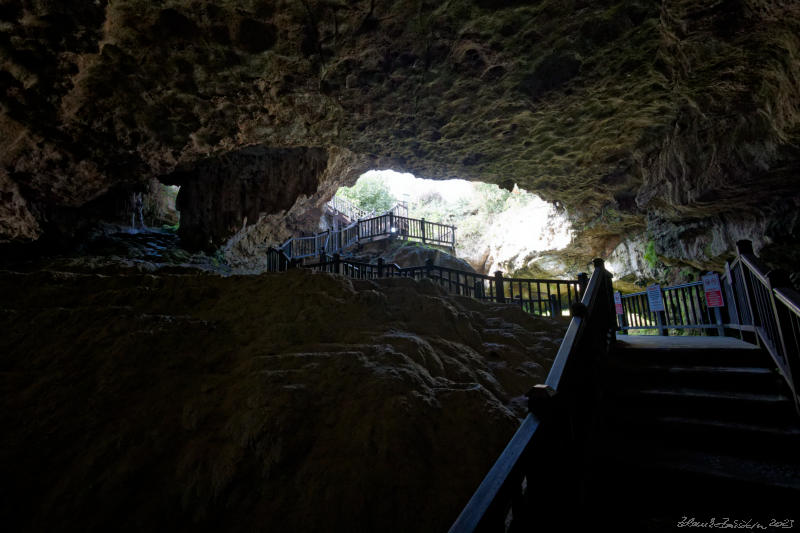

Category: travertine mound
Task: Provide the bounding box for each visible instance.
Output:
[349,239,477,273]
[0,267,567,532]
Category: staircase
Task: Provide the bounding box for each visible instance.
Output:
[587,335,800,530]
[448,250,800,533]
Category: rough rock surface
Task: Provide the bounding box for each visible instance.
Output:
[1,1,798,269]
[458,193,576,277]
[166,145,329,249]
[0,267,567,532]
[350,239,476,273]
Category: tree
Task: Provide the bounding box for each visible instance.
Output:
[337,175,396,213]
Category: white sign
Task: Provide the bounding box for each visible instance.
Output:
[647,284,665,312]
[702,273,725,308]
[614,291,624,315]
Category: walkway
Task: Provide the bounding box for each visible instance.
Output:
[277,197,456,261]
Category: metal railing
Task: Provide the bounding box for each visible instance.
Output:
[448,259,616,531]
[613,239,799,410]
[277,211,457,261]
[326,195,371,222]
[303,256,586,319]
[617,281,723,336]
[265,247,290,273]
[501,274,588,317]
[326,196,410,224]
[723,240,800,412]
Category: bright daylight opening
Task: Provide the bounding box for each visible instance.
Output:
[326,169,574,278]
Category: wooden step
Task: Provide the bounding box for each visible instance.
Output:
[601,413,800,459]
[595,440,800,491]
[603,362,781,394]
[590,336,800,529]
[612,335,767,367]
[586,444,800,528]
[605,387,796,424]
[610,347,768,368]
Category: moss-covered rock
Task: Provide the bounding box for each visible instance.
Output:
[0,0,798,270]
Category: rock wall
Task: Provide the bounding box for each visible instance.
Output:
[0,266,567,532]
[0,0,798,270]
[458,193,576,277]
[163,145,332,250]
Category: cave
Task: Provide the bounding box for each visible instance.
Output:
[1,1,799,532]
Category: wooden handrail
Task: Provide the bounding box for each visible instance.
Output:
[739,253,771,285]
[449,259,615,532]
[775,287,800,316]
[447,413,542,532]
[545,260,607,388]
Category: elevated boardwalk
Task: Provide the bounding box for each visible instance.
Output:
[277,198,455,261]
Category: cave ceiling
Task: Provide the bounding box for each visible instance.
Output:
[1,0,798,262]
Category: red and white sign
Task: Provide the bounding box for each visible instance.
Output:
[614,291,624,315]
[647,284,665,312]
[702,273,725,308]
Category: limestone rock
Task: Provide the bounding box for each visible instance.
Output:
[0,267,567,532]
[0,0,798,270]
[349,239,476,273]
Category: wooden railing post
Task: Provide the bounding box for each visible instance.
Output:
[333,253,341,275]
[549,294,561,317]
[592,257,616,337]
[656,308,668,336]
[421,218,427,243]
[737,239,754,256]
[377,257,384,278]
[494,271,505,303]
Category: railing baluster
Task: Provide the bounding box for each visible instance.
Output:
[556,284,562,314]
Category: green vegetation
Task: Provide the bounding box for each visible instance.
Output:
[644,239,657,269]
[679,267,696,282]
[336,174,396,214]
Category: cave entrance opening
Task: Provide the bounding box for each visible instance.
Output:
[324,170,573,277]
[141,182,181,233]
